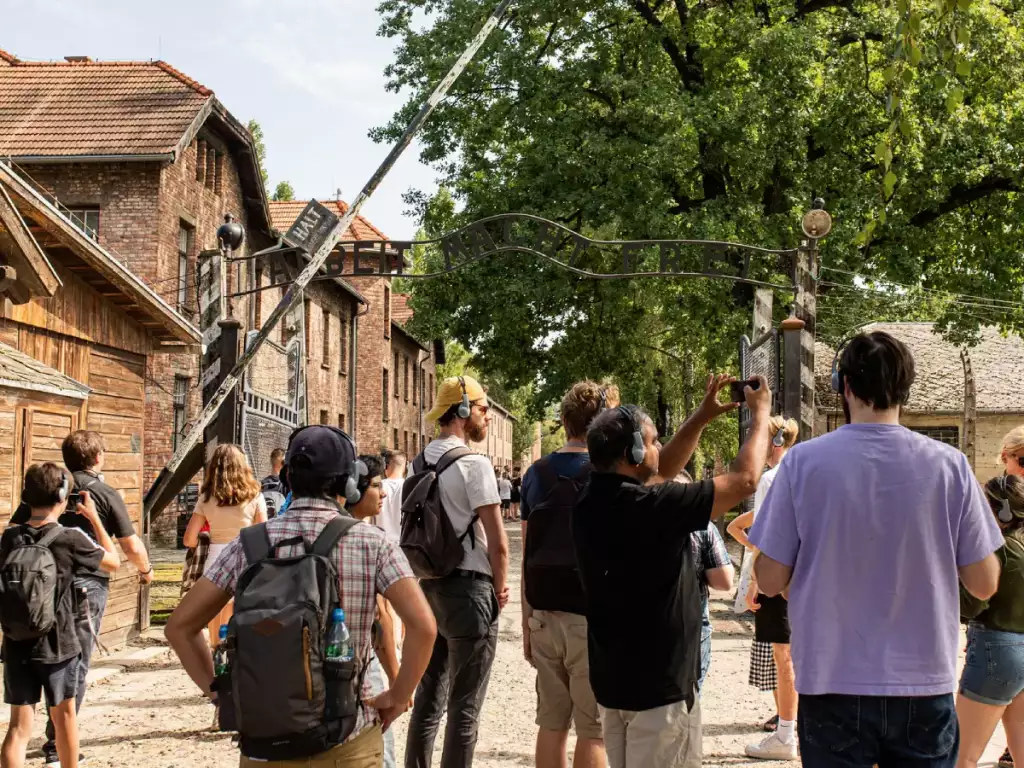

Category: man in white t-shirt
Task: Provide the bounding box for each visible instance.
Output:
[375,450,406,542]
[405,375,509,768]
[497,470,513,521]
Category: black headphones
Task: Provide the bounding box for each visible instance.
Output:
[286,425,368,506]
[772,426,787,448]
[830,334,859,394]
[616,406,646,465]
[457,376,472,419]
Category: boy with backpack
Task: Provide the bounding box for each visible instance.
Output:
[521,380,616,768]
[403,375,509,768]
[1,463,120,768]
[165,425,436,767]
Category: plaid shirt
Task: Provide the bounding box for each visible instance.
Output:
[205,497,414,742]
[691,522,732,619]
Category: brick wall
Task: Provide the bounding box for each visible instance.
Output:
[346,259,390,452]
[301,282,358,434]
[387,326,433,457]
[468,403,515,470]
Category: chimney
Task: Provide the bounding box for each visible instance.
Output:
[64,56,91,63]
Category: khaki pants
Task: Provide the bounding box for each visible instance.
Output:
[528,610,602,739]
[600,698,701,768]
[239,725,383,768]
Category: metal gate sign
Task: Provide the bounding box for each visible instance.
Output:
[283,200,340,256]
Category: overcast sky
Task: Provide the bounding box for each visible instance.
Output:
[1,0,437,239]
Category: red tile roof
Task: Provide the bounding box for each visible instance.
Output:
[0,51,211,158]
[268,200,389,243]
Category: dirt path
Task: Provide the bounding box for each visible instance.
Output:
[13,523,1006,766]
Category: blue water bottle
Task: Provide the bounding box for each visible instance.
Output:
[213,625,230,675]
[325,608,353,661]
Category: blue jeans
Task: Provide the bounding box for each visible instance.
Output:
[43,575,109,761]
[697,622,712,695]
[960,624,1024,706]
[798,693,959,768]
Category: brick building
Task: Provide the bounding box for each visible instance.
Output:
[0,51,274,529]
[268,201,436,458]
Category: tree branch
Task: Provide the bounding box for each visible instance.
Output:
[794,0,855,19]
[835,31,884,45]
[909,175,1020,229]
[632,0,703,91]
[534,21,559,66]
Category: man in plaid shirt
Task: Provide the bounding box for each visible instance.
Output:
[690,521,734,693]
[166,427,437,767]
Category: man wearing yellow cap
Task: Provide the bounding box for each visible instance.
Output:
[405,375,509,768]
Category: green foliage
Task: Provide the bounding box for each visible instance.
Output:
[247,119,269,189]
[272,181,296,202]
[377,0,1024,461]
[540,424,566,457]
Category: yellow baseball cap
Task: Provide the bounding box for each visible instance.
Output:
[426,375,487,423]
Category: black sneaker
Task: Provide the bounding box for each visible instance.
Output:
[999,748,1013,767]
[763,714,779,732]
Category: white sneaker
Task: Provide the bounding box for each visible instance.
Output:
[745,732,798,760]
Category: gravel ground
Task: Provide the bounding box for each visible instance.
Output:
[9,524,1007,767]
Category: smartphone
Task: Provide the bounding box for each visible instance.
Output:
[65,490,82,512]
[729,378,760,403]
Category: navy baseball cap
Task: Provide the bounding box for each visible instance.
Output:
[285,425,357,477]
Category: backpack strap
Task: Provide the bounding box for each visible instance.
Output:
[240,523,272,565]
[532,456,561,490]
[435,446,473,476]
[311,515,361,557]
[35,524,64,549]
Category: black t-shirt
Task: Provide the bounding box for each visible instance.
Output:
[11,471,135,579]
[0,523,104,663]
[571,473,714,711]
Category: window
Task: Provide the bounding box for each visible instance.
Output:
[172,376,189,450]
[339,315,348,373]
[412,366,418,405]
[383,286,391,337]
[403,431,409,455]
[382,369,390,422]
[403,356,410,402]
[429,374,434,407]
[196,140,207,183]
[393,428,399,450]
[322,307,331,368]
[68,207,100,240]
[177,222,193,312]
[393,352,400,399]
[206,148,217,190]
[338,413,345,430]
[319,409,329,425]
[910,426,960,448]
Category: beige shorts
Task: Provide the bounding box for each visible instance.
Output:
[528,609,603,740]
[239,724,382,767]
[600,698,701,768]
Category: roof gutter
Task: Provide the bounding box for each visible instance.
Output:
[7,153,174,164]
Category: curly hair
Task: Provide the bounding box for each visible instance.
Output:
[561,380,620,439]
[200,444,261,507]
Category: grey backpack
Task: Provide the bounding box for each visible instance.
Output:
[0,525,64,641]
[215,515,364,760]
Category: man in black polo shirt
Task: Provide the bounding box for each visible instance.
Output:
[11,430,152,767]
[572,374,771,768]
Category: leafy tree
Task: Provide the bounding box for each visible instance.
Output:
[378,0,1024,457]
[272,181,296,202]
[247,119,269,190]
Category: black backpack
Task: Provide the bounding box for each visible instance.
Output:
[0,525,65,641]
[400,446,475,578]
[214,515,365,760]
[524,457,592,615]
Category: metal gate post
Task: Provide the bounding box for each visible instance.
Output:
[793,204,829,442]
[781,315,805,423]
[217,318,242,447]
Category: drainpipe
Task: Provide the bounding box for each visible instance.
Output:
[417,350,427,454]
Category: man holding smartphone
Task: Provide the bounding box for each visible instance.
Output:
[572,374,772,768]
[11,430,152,767]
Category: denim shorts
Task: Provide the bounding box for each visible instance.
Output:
[959,624,1024,706]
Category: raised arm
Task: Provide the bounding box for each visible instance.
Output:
[658,374,739,481]
[711,376,772,518]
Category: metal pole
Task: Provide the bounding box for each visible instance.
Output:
[145,0,514,507]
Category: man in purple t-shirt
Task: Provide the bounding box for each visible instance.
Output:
[750,330,1003,767]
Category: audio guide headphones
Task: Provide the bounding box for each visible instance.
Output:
[617,406,646,465]
[830,334,859,394]
[996,475,1014,524]
[286,425,368,506]
[457,376,472,419]
[772,426,787,448]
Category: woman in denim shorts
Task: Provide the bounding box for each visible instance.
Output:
[958,475,1024,768]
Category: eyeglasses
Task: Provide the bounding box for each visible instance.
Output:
[1018,456,1024,469]
[472,402,490,415]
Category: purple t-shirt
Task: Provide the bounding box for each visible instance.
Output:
[749,423,1003,697]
